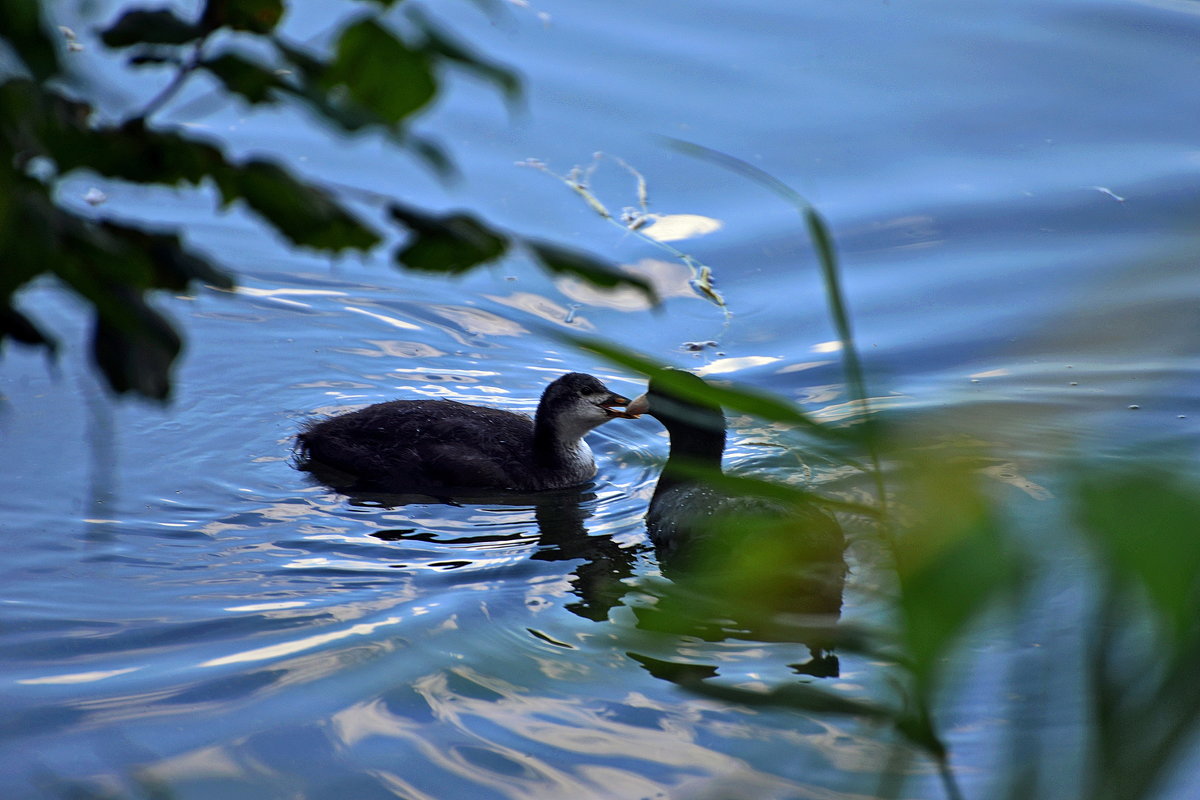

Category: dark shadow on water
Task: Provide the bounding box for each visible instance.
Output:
[319,480,642,623]
[303,473,846,689]
[529,495,643,622]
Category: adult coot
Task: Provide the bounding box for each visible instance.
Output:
[296,372,634,493]
[627,370,847,674]
[626,370,845,571]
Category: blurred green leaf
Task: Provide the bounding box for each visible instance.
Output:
[127,53,185,68]
[271,42,380,133]
[95,221,233,291]
[401,132,457,181]
[328,18,436,125]
[658,459,879,518]
[10,185,229,400]
[201,52,286,105]
[526,241,656,300]
[410,9,522,106]
[892,461,1025,687]
[389,202,508,272]
[90,288,182,401]
[218,159,381,252]
[0,0,528,403]
[1079,472,1200,642]
[271,38,327,85]
[563,333,851,441]
[49,119,228,187]
[0,173,57,296]
[0,79,91,156]
[100,9,206,48]
[0,304,55,352]
[0,0,59,80]
[201,0,285,35]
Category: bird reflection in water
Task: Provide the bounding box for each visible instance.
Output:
[620,369,847,682]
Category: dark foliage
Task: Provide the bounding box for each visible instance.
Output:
[0,1,653,400]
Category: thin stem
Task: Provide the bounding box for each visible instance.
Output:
[134,38,209,122]
[664,138,890,524]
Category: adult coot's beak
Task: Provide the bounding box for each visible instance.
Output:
[624,393,648,418]
[599,392,639,419]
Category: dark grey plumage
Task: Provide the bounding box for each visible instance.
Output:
[627,370,846,577]
[295,372,632,493]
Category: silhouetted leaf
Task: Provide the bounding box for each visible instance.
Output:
[90,288,182,401]
[219,159,380,252]
[0,304,55,352]
[271,38,326,85]
[272,38,392,133]
[401,133,457,181]
[201,0,284,35]
[100,9,205,48]
[328,18,436,125]
[45,117,228,187]
[127,53,185,68]
[201,53,285,105]
[389,203,508,273]
[0,0,59,79]
[410,9,522,106]
[96,221,233,291]
[526,241,655,300]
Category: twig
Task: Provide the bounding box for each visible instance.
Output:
[134,38,209,122]
[520,154,731,320]
[663,138,890,525]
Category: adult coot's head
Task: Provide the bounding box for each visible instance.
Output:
[536,372,635,440]
[625,369,724,443]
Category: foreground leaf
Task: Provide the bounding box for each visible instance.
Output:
[892,459,1026,688]
[1078,471,1200,643]
[201,0,285,35]
[328,18,436,125]
[100,9,206,48]
[90,288,182,401]
[526,241,655,300]
[0,304,55,352]
[563,332,848,440]
[218,159,380,252]
[202,52,287,105]
[0,0,59,79]
[390,203,508,273]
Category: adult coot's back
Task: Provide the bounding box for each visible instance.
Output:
[295,372,633,493]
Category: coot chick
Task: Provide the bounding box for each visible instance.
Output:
[296,372,634,493]
[626,370,845,570]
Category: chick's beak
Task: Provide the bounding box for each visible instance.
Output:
[599,392,639,419]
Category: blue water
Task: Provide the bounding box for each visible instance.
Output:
[5,0,1200,797]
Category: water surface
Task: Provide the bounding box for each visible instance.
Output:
[4,0,1200,797]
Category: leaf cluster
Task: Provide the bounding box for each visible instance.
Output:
[0,0,651,399]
